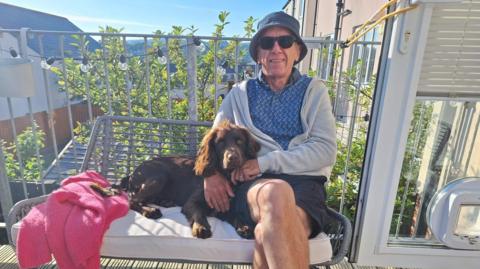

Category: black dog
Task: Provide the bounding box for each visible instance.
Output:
[117,121,260,239]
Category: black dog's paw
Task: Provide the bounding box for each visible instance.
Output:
[158,200,176,207]
[192,222,212,239]
[142,207,162,219]
[90,183,122,197]
[236,225,254,239]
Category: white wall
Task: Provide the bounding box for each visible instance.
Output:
[0,32,68,121]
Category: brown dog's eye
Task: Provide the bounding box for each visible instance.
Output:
[236,139,244,145]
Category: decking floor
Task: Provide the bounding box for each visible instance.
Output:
[0,245,405,269]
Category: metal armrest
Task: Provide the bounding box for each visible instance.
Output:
[315,206,352,266]
[6,195,49,246]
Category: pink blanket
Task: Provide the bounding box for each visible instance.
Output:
[16,171,129,269]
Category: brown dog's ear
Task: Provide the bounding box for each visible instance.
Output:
[241,128,260,159]
[194,127,219,177]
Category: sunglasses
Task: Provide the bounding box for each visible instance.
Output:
[258,35,296,50]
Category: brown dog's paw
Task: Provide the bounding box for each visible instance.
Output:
[192,222,212,239]
[141,207,162,219]
[236,225,254,239]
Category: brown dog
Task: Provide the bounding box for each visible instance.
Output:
[117,121,260,239]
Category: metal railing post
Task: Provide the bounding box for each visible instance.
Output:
[213,39,218,113]
[0,147,13,223]
[20,28,46,193]
[122,36,133,117]
[101,35,113,115]
[38,34,60,159]
[187,37,197,121]
[59,35,79,174]
[80,35,94,123]
[144,36,152,117]
[187,37,198,154]
[165,37,172,119]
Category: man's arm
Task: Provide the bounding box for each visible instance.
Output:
[258,82,337,175]
[213,90,235,127]
[204,172,234,212]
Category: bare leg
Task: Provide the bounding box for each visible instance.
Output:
[247,179,312,269]
[252,224,268,269]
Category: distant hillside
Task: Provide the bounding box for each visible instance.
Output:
[125,39,254,65]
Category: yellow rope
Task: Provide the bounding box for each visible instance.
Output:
[347,0,399,43]
[343,1,418,48]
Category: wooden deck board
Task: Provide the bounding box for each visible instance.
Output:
[183,262,209,269]
[321,259,354,269]
[101,258,112,268]
[209,264,234,269]
[130,259,160,268]
[0,246,17,269]
[103,258,136,268]
[231,265,250,269]
[0,245,402,269]
[157,262,185,269]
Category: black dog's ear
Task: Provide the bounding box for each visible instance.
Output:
[194,127,219,177]
[241,128,260,159]
[115,175,130,190]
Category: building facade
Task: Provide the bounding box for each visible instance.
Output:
[283,0,385,76]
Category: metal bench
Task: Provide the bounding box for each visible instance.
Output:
[7,115,351,267]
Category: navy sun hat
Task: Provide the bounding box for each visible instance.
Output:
[249,11,308,63]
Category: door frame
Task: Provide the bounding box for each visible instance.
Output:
[350,1,480,268]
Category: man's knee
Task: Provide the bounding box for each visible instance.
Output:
[261,179,294,201]
[248,179,296,221]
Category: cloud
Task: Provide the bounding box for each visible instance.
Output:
[66,14,161,28]
[169,4,219,13]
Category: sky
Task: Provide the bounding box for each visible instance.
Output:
[1,0,285,36]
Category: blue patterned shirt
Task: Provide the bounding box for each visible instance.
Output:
[247,69,312,150]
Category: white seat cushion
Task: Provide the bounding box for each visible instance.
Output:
[12,207,332,264]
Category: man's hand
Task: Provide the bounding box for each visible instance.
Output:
[231,159,260,184]
[204,172,234,212]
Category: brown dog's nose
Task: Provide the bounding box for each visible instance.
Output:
[226,152,237,162]
[224,150,241,169]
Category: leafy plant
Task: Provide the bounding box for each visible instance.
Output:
[324,59,375,220]
[2,123,46,181]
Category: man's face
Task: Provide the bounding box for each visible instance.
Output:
[257,26,301,82]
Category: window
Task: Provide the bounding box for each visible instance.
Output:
[298,0,305,35]
[349,25,381,84]
[390,100,480,245]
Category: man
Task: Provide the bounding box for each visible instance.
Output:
[204,11,337,269]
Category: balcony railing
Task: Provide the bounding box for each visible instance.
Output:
[0,28,381,233]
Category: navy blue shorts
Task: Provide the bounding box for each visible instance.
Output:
[231,173,328,238]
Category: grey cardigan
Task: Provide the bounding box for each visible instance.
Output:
[213,78,337,178]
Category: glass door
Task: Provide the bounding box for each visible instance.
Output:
[352,1,480,268]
